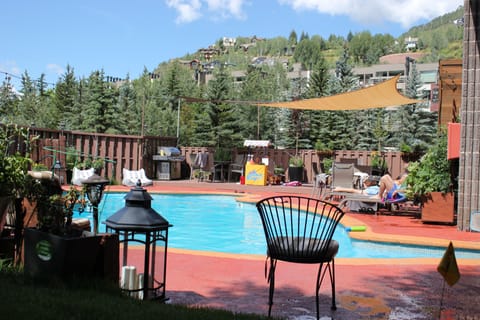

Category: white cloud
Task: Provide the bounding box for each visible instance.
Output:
[278,0,462,28]
[166,0,203,23]
[165,0,247,23]
[46,64,65,77]
[205,0,247,19]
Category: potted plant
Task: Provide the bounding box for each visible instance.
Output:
[92,158,105,175]
[405,132,454,224]
[314,141,333,156]
[23,179,119,280]
[288,155,304,182]
[76,157,105,175]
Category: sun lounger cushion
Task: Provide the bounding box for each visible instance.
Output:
[122,168,153,187]
[71,167,95,186]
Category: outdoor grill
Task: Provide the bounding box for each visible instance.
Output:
[152,147,185,180]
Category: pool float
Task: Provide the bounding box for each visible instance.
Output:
[346,226,366,232]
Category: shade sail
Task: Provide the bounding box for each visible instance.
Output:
[256,75,419,110]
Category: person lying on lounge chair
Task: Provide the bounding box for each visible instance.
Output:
[374,171,407,203]
[334,171,407,202]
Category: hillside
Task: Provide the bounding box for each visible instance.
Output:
[159,6,464,72]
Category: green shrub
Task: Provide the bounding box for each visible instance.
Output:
[406,132,451,198]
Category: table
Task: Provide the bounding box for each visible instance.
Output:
[213,161,230,182]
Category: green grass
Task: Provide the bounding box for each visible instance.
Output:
[0,270,274,320]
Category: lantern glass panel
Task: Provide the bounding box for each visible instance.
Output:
[115,229,168,300]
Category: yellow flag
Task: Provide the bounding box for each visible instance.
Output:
[437,241,461,286]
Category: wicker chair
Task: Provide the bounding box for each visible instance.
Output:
[256,195,345,320]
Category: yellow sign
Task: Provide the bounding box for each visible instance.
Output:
[245,163,267,186]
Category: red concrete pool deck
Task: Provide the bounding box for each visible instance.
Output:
[107,181,480,319]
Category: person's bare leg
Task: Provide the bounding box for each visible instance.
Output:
[373,174,394,199]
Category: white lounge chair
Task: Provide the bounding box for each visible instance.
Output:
[122,168,153,187]
[71,167,95,186]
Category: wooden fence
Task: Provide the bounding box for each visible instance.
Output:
[29,128,176,184]
[27,127,414,185]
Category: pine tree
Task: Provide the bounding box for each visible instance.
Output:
[393,62,437,152]
[80,70,117,133]
[0,76,19,122]
[117,77,138,135]
[54,65,78,130]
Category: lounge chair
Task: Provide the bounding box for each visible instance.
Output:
[71,167,95,186]
[337,195,383,214]
[122,168,153,187]
[337,183,410,215]
[227,153,245,182]
[256,195,345,320]
[321,162,355,200]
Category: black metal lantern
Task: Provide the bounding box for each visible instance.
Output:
[105,183,171,301]
[83,173,109,234]
[53,159,63,184]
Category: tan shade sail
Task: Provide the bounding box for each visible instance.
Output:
[256,75,419,110]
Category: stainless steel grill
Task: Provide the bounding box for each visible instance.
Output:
[153,147,185,180]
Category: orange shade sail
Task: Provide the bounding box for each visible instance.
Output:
[255,75,419,110]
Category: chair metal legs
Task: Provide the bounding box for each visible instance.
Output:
[266,258,277,317]
[316,260,337,319]
[266,259,336,320]
[314,260,336,320]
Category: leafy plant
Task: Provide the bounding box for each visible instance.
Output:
[65,146,80,170]
[26,178,86,236]
[399,142,412,153]
[405,132,451,199]
[0,123,34,198]
[76,157,104,171]
[322,157,334,173]
[370,151,387,169]
[273,166,285,175]
[314,140,332,153]
[92,158,105,171]
[289,155,304,167]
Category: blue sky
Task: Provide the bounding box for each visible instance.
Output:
[1,0,463,89]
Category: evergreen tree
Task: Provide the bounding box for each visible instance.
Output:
[288,30,297,47]
[306,55,331,149]
[331,47,357,93]
[18,72,38,125]
[80,70,118,133]
[116,77,139,135]
[206,67,242,148]
[0,76,19,122]
[54,65,78,130]
[325,48,358,150]
[392,62,437,152]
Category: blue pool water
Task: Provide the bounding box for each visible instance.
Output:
[73,193,480,259]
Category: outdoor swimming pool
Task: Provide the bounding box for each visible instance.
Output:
[73,193,480,259]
